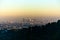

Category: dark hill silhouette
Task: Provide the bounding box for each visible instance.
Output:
[0,20,60,40]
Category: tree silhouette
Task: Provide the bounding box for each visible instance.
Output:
[0,20,60,40]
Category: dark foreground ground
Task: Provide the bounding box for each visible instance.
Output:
[1,20,60,40]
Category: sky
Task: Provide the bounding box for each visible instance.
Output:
[0,0,60,17]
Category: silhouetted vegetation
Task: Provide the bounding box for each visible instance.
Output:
[1,20,60,40]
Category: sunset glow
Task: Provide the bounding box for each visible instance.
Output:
[0,0,60,17]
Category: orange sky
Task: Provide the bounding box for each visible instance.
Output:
[0,0,60,18]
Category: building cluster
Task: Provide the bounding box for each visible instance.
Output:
[0,18,41,30]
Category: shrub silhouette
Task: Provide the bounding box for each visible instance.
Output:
[0,20,60,40]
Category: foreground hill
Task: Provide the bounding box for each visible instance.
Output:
[0,20,60,40]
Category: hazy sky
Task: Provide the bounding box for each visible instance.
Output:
[0,0,60,17]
